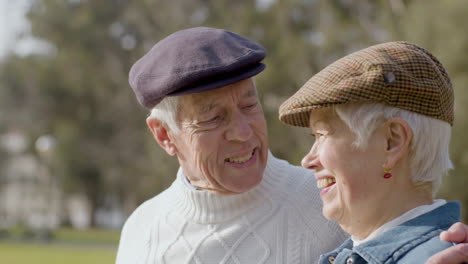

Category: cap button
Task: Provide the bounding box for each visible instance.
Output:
[384,71,396,84]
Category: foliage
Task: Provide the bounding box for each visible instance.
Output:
[387,0,468,221]
[1,0,466,224]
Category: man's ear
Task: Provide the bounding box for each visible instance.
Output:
[146,118,178,156]
[385,118,412,168]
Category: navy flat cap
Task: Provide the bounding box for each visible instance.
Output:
[129,27,267,108]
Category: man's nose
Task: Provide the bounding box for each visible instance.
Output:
[225,112,253,142]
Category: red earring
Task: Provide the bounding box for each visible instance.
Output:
[383,166,392,179]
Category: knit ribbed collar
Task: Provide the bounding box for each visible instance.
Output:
[171,151,286,224]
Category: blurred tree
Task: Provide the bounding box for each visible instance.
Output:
[0,0,179,226]
[0,0,397,223]
[383,0,468,222]
[1,0,465,226]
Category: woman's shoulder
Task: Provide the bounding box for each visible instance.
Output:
[398,236,454,263]
[381,201,460,263]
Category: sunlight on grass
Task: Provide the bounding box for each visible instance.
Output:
[0,242,117,264]
[54,227,120,244]
[1,227,120,264]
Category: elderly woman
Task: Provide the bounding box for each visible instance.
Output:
[279,42,460,264]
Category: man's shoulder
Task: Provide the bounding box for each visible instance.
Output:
[122,185,175,230]
[116,189,173,264]
[268,155,348,250]
[271,156,317,194]
[268,153,313,184]
[268,154,324,217]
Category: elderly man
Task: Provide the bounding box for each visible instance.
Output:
[116,27,468,264]
[116,27,346,264]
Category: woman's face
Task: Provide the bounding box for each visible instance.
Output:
[301,108,391,233]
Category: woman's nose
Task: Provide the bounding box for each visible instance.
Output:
[301,145,319,170]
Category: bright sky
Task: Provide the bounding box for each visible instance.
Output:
[0,0,277,59]
[0,0,30,58]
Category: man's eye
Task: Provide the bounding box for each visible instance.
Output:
[201,115,222,125]
[243,102,258,110]
[209,116,221,122]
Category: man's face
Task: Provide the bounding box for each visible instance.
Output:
[170,78,268,194]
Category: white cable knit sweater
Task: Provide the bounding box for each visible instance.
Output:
[116,152,347,264]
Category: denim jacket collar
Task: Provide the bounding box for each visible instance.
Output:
[319,201,460,264]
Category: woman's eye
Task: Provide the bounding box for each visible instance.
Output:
[312,132,324,138]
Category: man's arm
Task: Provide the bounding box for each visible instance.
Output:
[426,222,468,264]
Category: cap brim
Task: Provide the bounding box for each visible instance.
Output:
[168,63,266,97]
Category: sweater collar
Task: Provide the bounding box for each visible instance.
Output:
[171,151,286,224]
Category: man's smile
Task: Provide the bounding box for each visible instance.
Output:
[226,148,256,163]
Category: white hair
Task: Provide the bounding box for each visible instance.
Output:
[148,96,180,133]
[333,103,453,196]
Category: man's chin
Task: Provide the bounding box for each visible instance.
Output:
[225,173,264,194]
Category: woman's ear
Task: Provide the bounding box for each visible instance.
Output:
[385,118,412,168]
[146,118,178,156]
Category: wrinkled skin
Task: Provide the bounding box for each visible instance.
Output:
[148,78,268,194]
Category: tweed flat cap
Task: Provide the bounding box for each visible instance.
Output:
[129,27,266,108]
[279,41,454,127]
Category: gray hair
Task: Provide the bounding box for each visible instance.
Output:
[148,96,180,133]
[334,103,453,196]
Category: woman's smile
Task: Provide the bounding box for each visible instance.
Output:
[317,177,336,195]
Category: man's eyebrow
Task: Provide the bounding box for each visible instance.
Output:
[195,88,256,114]
[197,102,218,115]
[243,88,257,98]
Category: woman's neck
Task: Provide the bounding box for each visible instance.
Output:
[342,184,433,240]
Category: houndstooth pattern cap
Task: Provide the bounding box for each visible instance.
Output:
[279,41,454,127]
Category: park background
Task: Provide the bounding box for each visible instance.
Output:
[1,0,467,263]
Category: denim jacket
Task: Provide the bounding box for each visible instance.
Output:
[319,201,460,264]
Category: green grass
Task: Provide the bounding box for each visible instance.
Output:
[54,228,120,244]
[0,228,120,264]
[6,226,120,244]
[0,242,117,264]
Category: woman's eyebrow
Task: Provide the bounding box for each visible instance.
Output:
[311,119,325,129]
